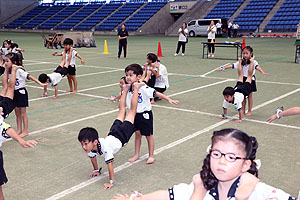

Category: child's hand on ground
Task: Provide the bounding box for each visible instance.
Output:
[112,194,129,200]
[235,119,242,123]
[168,99,180,104]
[89,171,100,178]
[51,52,57,56]
[267,114,277,123]
[103,182,114,190]
[262,72,269,76]
[41,92,47,97]
[108,96,115,102]
[220,114,228,119]
[21,140,38,148]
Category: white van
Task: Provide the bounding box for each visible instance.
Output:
[187,18,228,37]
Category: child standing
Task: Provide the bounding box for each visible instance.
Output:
[7,53,45,138]
[126,64,179,164]
[78,81,144,190]
[217,46,268,116]
[220,56,254,123]
[112,128,297,200]
[52,38,85,94]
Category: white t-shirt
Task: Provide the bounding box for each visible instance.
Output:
[207,25,216,39]
[154,63,169,89]
[223,92,244,111]
[63,49,77,67]
[14,69,29,90]
[228,22,232,28]
[232,60,259,80]
[0,121,11,147]
[48,72,63,87]
[216,22,222,29]
[233,23,239,29]
[178,28,188,42]
[1,48,9,60]
[169,182,194,200]
[126,85,155,113]
[87,136,122,164]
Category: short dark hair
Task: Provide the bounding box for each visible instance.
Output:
[223,86,235,96]
[147,53,158,63]
[120,76,128,84]
[63,38,73,45]
[38,73,49,83]
[78,127,99,142]
[5,52,20,65]
[125,64,143,76]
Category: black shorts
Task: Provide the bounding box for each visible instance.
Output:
[54,66,68,77]
[243,76,257,93]
[0,150,8,186]
[154,86,167,93]
[13,88,29,108]
[234,81,251,98]
[67,65,76,76]
[108,119,135,146]
[0,96,16,118]
[134,111,153,136]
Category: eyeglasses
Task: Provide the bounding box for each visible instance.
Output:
[210,150,246,162]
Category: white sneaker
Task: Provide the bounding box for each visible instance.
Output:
[208,54,211,58]
[212,54,214,58]
[174,53,178,56]
[182,53,184,56]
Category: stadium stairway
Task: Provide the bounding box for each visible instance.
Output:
[165,0,218,36]
[94,4,124,31]
[258,0,285,32]
[16,6,51,29]
[72,4,105,30]
[230,0,250,20]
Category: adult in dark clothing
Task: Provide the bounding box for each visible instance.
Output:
[118,24,128,59]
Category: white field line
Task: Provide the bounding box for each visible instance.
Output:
[202,63,230,76]
[152,104,300,130]
[44,87,300,200]
[76,69,123,77]
[169,72,300,86]
[45,119,230,200]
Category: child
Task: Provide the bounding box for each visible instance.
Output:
[112,128,298,200]
[267,106,300,122]
[217,46,268,116]
[141,53,159,89]
[5,53,45,138]
[153,60,169,101]
[126,64,179,164]
[38,65,68,99]
[0,60,38,200]
[52,38,85,94]
[220,56,254,123]
[108,77,127,102]
[0,40,13,76]
[78,82,144,190]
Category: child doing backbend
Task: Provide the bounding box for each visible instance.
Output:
[217,46,268,116]
[113,128,298,200]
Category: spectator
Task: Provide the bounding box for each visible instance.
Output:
[207,20,216,58]
[117,24,128,59]
[216,20,222,37]
[233,22,239,38]
[228,20,232,38]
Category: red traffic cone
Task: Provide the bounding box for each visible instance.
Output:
[242,36,246,49]
[157,42,164,57]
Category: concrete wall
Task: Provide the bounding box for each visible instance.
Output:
[0,0,38,26]
[137,2,174,35]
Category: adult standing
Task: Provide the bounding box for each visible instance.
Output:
[117,24,128,59]
[174,22,188,56]
[216,20,222,37]
[207,20,216,58]
[233,22,239,38]
[227,20,232,38]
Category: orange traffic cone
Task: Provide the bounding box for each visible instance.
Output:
[157,42,164,57]
[242,36,246,49]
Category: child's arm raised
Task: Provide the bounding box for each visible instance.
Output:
[155,91,180,104]
[64,49,72,67]
[76,53,85,64]
[103,162,115,190]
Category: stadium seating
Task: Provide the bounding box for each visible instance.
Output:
[234,0,278,31]
[95,3,143,31]
[6,5,49,28]
[125,2,166,30]
[205,0,244,19]
[265,0,300,32]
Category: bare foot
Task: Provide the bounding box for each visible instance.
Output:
[128,155,139,163]
[246,112,252,117]
[19,131,29,138]
[66,89,73,93]
[146,157,155,164]
[71,90,77,94]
